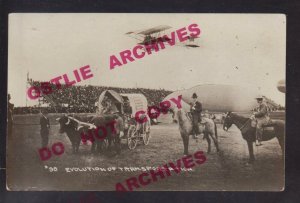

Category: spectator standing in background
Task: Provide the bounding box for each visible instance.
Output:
[40,109,50,147]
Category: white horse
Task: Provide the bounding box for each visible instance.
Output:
[174,108,219,155]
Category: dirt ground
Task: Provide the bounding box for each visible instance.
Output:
[6,112,284,191]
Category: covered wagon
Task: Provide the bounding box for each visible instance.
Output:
[96,90,151,149]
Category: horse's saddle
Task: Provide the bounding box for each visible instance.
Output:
[262,123,275,131]
[199,117,208,124]
[250,118,275,131]
[186,113,207,124]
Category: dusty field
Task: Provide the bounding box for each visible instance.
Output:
[7,112,284,191]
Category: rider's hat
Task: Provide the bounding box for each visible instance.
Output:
[255,95,264,101]
[192,93,198,99]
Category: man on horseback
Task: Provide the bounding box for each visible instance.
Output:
[251,95,270,146]
[191,93,202,139]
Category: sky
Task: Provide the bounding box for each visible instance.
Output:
[8,13,286,107]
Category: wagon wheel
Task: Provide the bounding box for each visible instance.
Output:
[127,125,138,150]
[142,127,151,145]
[141,122,151,145]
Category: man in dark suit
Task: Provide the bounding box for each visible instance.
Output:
[191,93,202,138]
[40,109,50,147]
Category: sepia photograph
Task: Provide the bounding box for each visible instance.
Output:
[7,13,285,191]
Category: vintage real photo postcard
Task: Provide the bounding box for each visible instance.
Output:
[7,13,285,191]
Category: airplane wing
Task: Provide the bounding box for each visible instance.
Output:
[126,25,172,36]
[125,25,172,44]
[137,25,172,35]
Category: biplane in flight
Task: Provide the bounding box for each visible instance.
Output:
[125,25,200,48]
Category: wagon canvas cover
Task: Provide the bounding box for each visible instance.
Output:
[120,93,148,116]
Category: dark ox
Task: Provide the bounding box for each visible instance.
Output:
[56,114,122,154]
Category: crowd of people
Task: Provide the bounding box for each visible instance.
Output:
[13,81,285,115]
[14,82,172,114]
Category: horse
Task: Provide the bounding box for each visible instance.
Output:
[223,112,285,163]
[223,116,232,131]
[174,108,219,155]
[56,114,122,154]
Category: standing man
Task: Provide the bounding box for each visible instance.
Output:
[40,109,50,148]
[112,111,124,155]
[8,94,14,136]
[251,96,270,146]
[191,93,202,139]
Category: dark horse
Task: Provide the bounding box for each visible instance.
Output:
[223,112,285,163]
[56,114,122,154]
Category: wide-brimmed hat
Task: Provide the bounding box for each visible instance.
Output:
[255,95,263,100]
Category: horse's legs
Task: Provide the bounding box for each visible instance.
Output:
[214,123,218,142]
[206,133,211,154]
[208,132,219,152]
[276,134,284,160]
[181,134,189,155]
[212,133,220,152]
[246,140,255,163]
